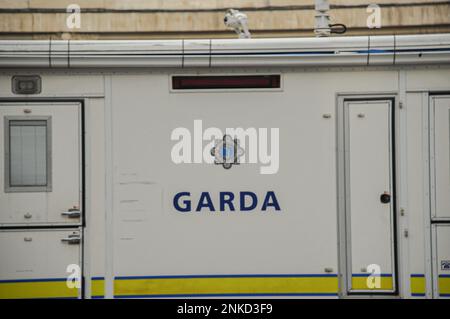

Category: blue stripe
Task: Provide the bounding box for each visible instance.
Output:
[67,47,450,58]
[210,48,450,56]
[211,47,450,56]
[92,277,105,280]
[0,278,69,283]
[439,274,450,278]
[352,273,392,277]
[411,293,426,297]
[440,294,450,297]
[411,274,425,278]
[114,293,339,298]
[114,273,338,280]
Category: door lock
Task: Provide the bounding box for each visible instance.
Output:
[61,233,81,245]
[380,192,391,204]
[61,208,81,218]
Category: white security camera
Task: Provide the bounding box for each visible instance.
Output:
[224,9,251,39]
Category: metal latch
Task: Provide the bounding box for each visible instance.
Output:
[61,233,81,245]
[61,208,81,218]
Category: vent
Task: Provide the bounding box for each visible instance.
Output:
[172,75,281,90]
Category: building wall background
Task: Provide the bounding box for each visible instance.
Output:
[0,0,449,39]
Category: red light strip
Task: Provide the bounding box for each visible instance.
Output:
[172,75,280,90]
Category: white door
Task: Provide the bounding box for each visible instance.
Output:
[0,102,82,225]
[430,96,450,298]
[432,225,450,298]
[343,100,396,294]
[0,229,82,299]
[431,96,450,221]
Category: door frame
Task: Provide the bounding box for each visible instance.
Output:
[428,93,450,298]
[0,98,86,299]
[429,94,450,223]
[337,94,400,297]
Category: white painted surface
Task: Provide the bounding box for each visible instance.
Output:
[432,96,450,220]
[435,224,450,297]
[0,103,81,225]
[0,229,81,281]
[0,64,448,298]
[346,101,395,292]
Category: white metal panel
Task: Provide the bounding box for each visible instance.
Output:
[1,34,449,68]
[110,72,339,279]
[406,69,450,92]
[0,229,81,281]
[50,40,70,68]
[395,34,450,65]
[434,225,450,298]
[367,35,394,65]
[0,229,81,299]
[431,96,450,220]
[0,102,81,225]
[345,101,395,292]
[211,36,369,67]
[0,65,446,298]
[68,40,183,68]
[405,92,430,297]
[183,39,211,67]
[0,40,51,68]
[83,98,107,298]
[104,70,405,297]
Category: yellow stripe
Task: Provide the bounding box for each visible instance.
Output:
[91,279,105,298]
[439,276,450,295]
[351,276,393,291]
[114,276,339,297]
[410,276,426,296]
[0,281,78,299]
[2,275,445,298]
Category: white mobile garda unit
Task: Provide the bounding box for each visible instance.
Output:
[0,34,449,299]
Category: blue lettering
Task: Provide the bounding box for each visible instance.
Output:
[173,192,191,212]
[261,191,281,211]
[240,192,258,211]
[196,192,216,212]
[173,191,281,213]
[220,192,235,211]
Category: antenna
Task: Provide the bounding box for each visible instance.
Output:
[314,0,347,37]
[314,0,331,37]
[224,9,251,39]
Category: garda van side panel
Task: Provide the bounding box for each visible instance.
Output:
[107,69,402,298]
[405,92,428,297]
[0,229,81,299]
[84,98,107,298]
[109,72,340,297]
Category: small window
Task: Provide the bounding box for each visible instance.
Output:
[4,117,52,192]
[172,75,281,90]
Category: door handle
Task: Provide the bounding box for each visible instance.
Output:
[61,234,81,245]
[61,208,81,218]
[380,192,391,204]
